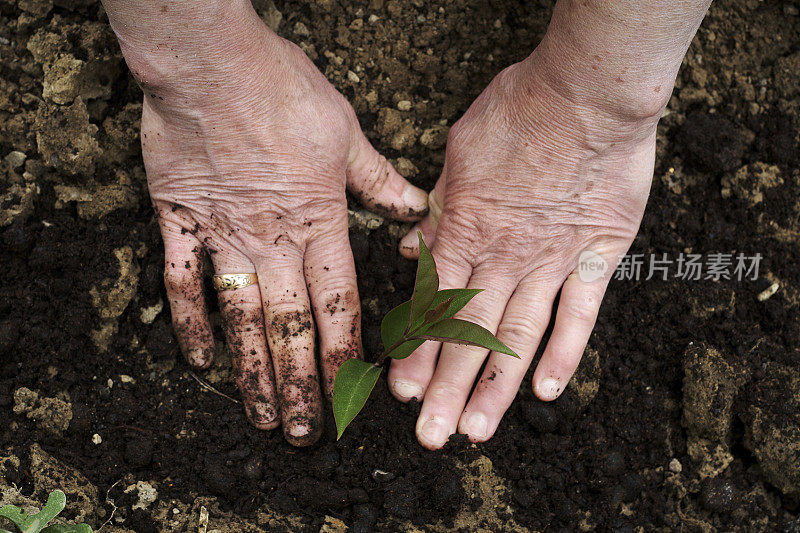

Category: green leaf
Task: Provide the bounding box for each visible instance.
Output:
[434,288,483,322]
[385,338,425,360]
[408,232,439,328]
[0,491,86,533]
[425,297,454,323]
[381,288,483,351]
[380,299,412,350]
[333,359,382,439]
[413,319,519,358]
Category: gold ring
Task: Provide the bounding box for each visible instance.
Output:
[212,273,258,291]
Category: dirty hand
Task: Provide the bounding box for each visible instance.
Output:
[105,0,427,446]
[388,40,674,449]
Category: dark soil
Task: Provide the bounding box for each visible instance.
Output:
[1,0,799,531]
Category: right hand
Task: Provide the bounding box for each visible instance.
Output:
[118,4,428,446]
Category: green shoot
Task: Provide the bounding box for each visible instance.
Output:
[332,232,518,439]
[0,490,93,533]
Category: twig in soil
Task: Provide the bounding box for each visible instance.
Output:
[98,478,122,532]
[188,371,241,404]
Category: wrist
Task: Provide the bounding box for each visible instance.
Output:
[105,0,281,95]
[519,8,682,127]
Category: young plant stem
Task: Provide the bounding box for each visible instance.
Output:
[374,323,427,366]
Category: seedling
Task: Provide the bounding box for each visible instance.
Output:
[332,233,518,439]
[0,490,92,533]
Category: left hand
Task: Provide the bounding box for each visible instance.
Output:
[387,53,661,449]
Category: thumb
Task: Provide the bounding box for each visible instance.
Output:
[346,129,428,221]
[398,169,445,259]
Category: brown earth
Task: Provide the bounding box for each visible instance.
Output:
[1,0,800,531]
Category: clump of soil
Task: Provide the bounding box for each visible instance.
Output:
[1,0,800,530]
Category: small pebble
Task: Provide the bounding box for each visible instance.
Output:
[293,22,310,37]
[371,469,395,482]
[347,70,360,83]
[397,100,412,111]
[92,433,102,445]
[4,151,26,170]
[669,458,682,473]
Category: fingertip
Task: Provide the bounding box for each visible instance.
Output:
[416,415,451,450]
[187,346,214,369]
[284,416,323,447]
[250,418,281,431]
[398,226,421,259]
[458,411,491,443]
[390,378,424,402]
[244,399,280,430]
[400,182,430,220]
[533,376,563,401]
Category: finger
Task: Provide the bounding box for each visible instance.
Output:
[387,234,472,403]
[211,251,280,430]
[532,270,610,401]
[159,215,214,369]
[459,275,561,442]
[258,247,323,447]
[398,171,445,259]
[347,129,428,221]
[305,217,362,401]
[415,268,516,450]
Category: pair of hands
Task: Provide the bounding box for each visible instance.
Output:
[139,8,657,448]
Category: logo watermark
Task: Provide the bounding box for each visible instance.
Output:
[577,251,762,282]
[577,250,609,282]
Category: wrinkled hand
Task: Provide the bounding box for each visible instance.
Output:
[134,13,427,446]
[388,55,660,449]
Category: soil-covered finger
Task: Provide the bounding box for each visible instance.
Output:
[161,227,215,369]
[304,227,364,400]
[266,308,323,447]
[218,285,279,429]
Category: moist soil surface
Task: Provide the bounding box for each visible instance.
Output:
[2,0,800,531]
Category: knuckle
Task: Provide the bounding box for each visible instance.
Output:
[560,291,601,324]
[496,315,544,350]
[221,302,265,336]
[163,265,194,293]
[314,285,360,319]
[425,380,466,404]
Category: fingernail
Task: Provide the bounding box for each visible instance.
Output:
[288,423,311,439]
[462,412,488,439]
[419,416,450,448]
[251,402,277,426]
[402,184,428,212]
[392,378,423,400]
[188,348,209,368]
[536,377,562,401]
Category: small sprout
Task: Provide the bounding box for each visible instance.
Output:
[0,490,93,533]
[332,232,518,439]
